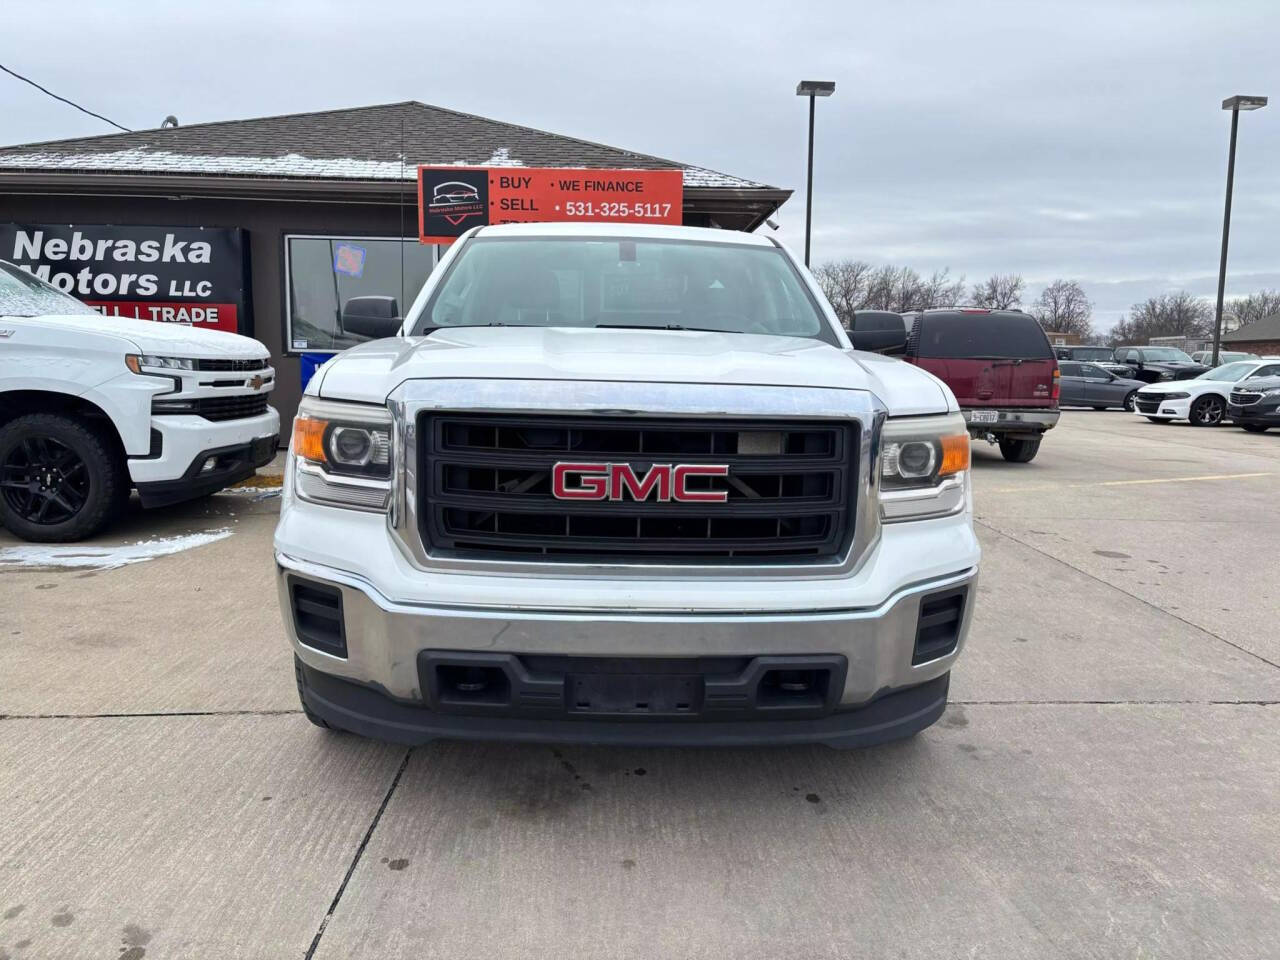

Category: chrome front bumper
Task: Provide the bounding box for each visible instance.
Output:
[276,553,977,708]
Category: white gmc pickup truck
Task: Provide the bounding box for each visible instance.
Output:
[0,259,278,541]
[276,223,980,748]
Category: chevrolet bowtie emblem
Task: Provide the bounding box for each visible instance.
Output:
[247,374,264,390]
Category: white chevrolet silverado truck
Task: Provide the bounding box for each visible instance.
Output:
[275,223,979,748]
[0,259,278,542]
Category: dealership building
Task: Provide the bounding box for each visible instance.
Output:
[0,101,790,427]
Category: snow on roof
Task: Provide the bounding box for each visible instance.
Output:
[0,101,776,191]
[0,145,763,189]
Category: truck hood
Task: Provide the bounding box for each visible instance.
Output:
[10,313,269,359]
[316,327,954,416]
[1145,361,1209,374]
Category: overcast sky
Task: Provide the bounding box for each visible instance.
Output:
[4,0,1277,330]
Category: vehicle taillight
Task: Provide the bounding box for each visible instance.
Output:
[1051,367,1061,402]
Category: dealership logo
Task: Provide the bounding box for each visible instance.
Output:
[551,462,730,503]
[428,180,486,226]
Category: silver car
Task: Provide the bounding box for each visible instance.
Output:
[1058,361,1145,411]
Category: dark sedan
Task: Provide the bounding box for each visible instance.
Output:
[1058,361,1145,411]
[1227,375,1280,432]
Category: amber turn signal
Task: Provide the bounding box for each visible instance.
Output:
[938,434,970,476]
[293,415,328,464]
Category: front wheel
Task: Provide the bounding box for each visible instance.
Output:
[1189,395,1226,427]
[1123,391,1137,412]
[0,414,127,542]
[998,436,1041,463]
[1241,423,1269,433]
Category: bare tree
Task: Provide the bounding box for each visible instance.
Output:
[916,269,966,310]
[1030,279,1095,341]
[813,260,966,320]
[812,260,874,327]
[1224,289,1280,332]
[969,274,1025,310]
[1107,291,1213,346]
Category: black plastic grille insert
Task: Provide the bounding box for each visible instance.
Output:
[418,414,857,563]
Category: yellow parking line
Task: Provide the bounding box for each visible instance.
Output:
[1097,472,1273,487]
[985,471,1273,494]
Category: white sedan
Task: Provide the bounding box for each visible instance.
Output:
[1134,358,1280,426]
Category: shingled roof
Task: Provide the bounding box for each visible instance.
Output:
[0,100,775,190]
[1223,312,1280,343]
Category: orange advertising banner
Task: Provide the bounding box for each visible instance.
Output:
[417,166,683,243]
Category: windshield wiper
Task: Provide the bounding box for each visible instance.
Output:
[420,322,538,334]
[593,323,727,333]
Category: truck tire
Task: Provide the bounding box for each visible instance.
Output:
[0,413,127,542]
[294,657,336,731]
[1189,395,1225,427]
[998,436,1041,463]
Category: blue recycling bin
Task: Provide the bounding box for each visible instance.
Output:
[299,352,331,392]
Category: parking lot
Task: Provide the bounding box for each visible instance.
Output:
[1,411,1277,960]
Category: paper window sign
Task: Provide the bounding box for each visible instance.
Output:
[333,243,367,278]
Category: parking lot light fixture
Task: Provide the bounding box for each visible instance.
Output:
[796,80,836,268]
[1212,95,1268,366]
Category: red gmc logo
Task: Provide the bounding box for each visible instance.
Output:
[552,462,730,503]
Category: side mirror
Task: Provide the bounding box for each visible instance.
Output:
[850,310,907,353]
[340,295,401,340]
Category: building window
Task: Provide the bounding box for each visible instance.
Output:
[284,235,437,353]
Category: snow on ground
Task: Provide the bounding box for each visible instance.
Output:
[0,529,232,571]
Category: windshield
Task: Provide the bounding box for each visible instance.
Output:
[915,314,1055,360]
[412,237,834,343]
[1142,348,1194,362]
[1071,347,1114,361]
[1200,362,1257,381]
[0,261,97,318]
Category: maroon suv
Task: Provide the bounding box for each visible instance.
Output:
[899,308,1060,462]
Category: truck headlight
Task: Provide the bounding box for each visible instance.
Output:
[291,397,393,511]
[879,413,970,522]
[126,354,195,372]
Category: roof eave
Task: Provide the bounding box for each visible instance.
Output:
[0,171,792,227]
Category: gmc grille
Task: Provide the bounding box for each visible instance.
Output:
[418,414,857,563]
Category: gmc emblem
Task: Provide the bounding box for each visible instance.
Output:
[552,462,729,503]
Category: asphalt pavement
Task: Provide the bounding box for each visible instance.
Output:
[1,412,1277,959]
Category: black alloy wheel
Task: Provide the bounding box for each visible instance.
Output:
[1,435,90,525]
[1190,395,1225,427]
[0,414,126,542]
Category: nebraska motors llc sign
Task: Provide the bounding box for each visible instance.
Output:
[0,223,250,334]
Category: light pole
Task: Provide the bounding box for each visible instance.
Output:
[796,80,835,267]
[1211,94,1267,366]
